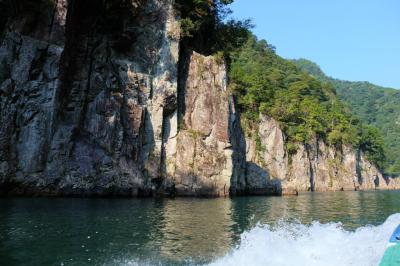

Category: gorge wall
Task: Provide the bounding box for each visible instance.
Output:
[245,116,400,195]
[0,0,398,196]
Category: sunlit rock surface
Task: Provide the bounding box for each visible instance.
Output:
[0,0,398,196]
[246,115,400,194]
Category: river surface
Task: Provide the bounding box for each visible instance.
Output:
[1,191,400,266]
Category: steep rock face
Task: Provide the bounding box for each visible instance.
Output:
[166,52,246,196]
[246,115,400,194]
[0,0,68,194]
[0,0,183,196]
[0,0,247,197]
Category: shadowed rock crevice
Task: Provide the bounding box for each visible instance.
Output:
[305,144,315,192]
[356,148,363,186]
[228,96,247,196]
[176,50,190,131]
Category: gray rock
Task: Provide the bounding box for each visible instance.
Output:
[170,52,246,197]
[245,115,400,194]
[1,0,398,197]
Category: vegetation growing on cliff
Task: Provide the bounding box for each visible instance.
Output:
[175,0,251,55]
[229,36,386,169]
[293,59,400,175]
[174,1,396,174]
[175,1,390,171]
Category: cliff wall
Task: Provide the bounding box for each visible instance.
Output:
[246,116,400,195]
[0,0,247,196]
[0,0,398,196]
[0,0,181,195]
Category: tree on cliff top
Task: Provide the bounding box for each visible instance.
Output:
[175,0,252,55]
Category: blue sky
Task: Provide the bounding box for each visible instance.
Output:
[229,0,400,89]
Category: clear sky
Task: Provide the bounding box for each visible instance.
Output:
[229,0,400,89]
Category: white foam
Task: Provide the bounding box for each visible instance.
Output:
[209,213,400,266]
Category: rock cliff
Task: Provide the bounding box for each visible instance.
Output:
[0,0,182,196]
[164,52,246,197]
[0,0,398,196]
[246,116,400,195]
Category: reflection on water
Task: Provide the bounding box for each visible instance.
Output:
[159,199,234,264]
[1,191,400,265]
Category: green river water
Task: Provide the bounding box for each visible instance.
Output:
[1,190,400,266]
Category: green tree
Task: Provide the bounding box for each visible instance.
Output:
[229,35,386,169]
[176,0,252,54]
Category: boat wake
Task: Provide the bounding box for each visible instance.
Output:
[111,214,400,266]
[209,213,400,266]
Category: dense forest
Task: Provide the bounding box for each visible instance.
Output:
[293,59,400,176]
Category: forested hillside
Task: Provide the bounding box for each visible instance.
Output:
[229,37,386,169]
[293,59,400,176]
